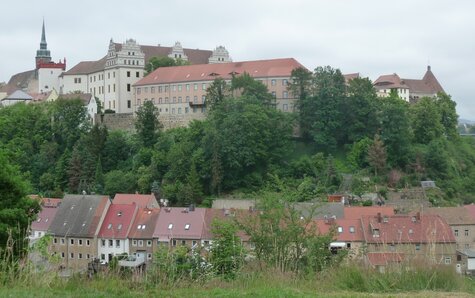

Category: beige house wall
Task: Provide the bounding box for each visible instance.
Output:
[50,236,98,270]
[451,224,475,250]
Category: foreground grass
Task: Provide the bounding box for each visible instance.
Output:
[2,265,475,297]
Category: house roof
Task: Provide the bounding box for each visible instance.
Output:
[374,67,444,95]
[41,198,62,208]
[373,73,407,89]
[127,208,160,239]
[367,252,404,266]
[6,69,37,90]
[294,202,345,219]
[137,44,212,65]
[58,93,93,105]
[202,208,251,242]
[153,207,207,241]
[463,205,475,221]
[343,206,395,220]
[48,194,109,237]
[361,214,455,244]
[113,193,159,209]
[458,249,475,258]
[134,58,305,86]
[315,218,365,242]
[3,90,33,101]
[422,207,475,225]
[31,205,59,232]
[97,204,138,239]
[343,73,360,83]
[61,57,107,76]
[29,90,53,102]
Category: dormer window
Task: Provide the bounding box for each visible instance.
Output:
[373,229,380,237]
[185,224,190,230]
[168,223,173,230]
[117,224,122,230]
[337,227,343,233]
[108,223,112,229]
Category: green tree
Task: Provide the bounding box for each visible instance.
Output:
[104,170,137,196]
[94,158,105,194]
[367,134,387,176]
[144,56,189,74]
[410,97,443,144]
[51,98,90,151]
[209,219,244,279]
[205,78,230,110]
[135,100,162,148]
[230,73,273,104]
[0,151,40,258]
[435,93,458,140]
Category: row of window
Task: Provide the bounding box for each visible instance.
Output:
[126,71,141,78]
[131,239,153,247]
[454,229,470,237]
[138,83,206,95]
[101,239,121,248]
[54,238,90,246]
[336,226,356,233]
[137,95,205,105]
[60,252,91,260]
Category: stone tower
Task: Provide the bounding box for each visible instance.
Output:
[35,20,51,68]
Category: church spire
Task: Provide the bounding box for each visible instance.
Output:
[40,19,47,50]
[35,19,51,68]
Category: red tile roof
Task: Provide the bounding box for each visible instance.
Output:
[361,214,455,244]
[41,198,62,208]
[423,207,475,225]
[367,252,404,266]
[202,208,251,242]
[128,208,160,239]
[315,219,365,242]
[113,194,159,209]
[153,207,207,241]
[464,205,475,221]
[61,57,107,76]
[134,58,306,86]
[97,204,138,239]
[31,206,59,232]
[343,206,395,220]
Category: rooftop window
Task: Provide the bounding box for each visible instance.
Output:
[168,223,173,230]
[108,223,112,229]
[185,224,190,230]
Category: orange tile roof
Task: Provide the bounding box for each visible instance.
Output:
[113,194,159,209]
[315,218,364,242]
[343,206,395,220]
[134,58,306,86]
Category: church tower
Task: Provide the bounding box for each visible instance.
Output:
[35,20,51,68]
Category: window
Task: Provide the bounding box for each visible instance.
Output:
[158,86,163,93]
[181,240,186,246]
[127,71,130,77]
[138,240,143,247]
[389,244,395,251]
[192,240,197,247]
[70,253,74,259]
[337,227,343,233]
[54,238,58,244]
[283,91,288,98]
[172,240,177,247]
[144,87,149,93]
[194,83,198,91]
[147,253,152,260]
[465,230,469,236]
[271,91,276,98]
[173,96,176,103]
[178,107,182,114]
[178,84,182,91]
[101,239,106,247]
[282,79,288,86]
[172,108,175,114]
[132,240,137,246]
[78,253,83,259]
[136,72,140,78]
[445,257,452,264]
[373,229,380,237]
[70,239,74,245]
[117,224,122,230]
[186,84,190,91]
[108,223,112,229]
[78,239,83,246]
[147,240,152,247]
[455,230,459,237]
[127,100,131,109]
[61,252,65,258]
[87,254,90,259]
[116,240,120,248]
[185,224,190,230]
[185,107,189,113]
[415,244,421,251]
[127,84,131,92]
[137,88,141,95]
[202,95,206,102]
[101,254,105,260]
[151,87,155,93]
[86,239,90,246]
[349,226,355,233]
[172,85,176,92]
[193,96,198,103]
[271,79,276,86]
[178,96,182,103]
[202,83,206,90]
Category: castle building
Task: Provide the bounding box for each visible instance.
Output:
[133,58,306,129]
[0,20,66,99]
[373,66,444,102]
[59,39,232,113]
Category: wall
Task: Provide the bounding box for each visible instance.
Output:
[95,113,135,132]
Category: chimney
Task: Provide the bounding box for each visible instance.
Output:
[189,204,195,212]
[377,212,382,223]
[416,212,421,222]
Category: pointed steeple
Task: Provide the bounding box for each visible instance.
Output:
[422,65,444,93]
[35,19,51,68]
[40,19,47,50]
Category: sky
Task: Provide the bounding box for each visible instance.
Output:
[1,0,474,119]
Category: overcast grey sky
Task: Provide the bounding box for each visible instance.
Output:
[1,0,474,119]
